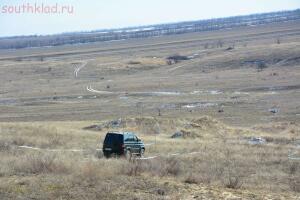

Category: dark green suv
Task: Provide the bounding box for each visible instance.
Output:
[102,132,145,158]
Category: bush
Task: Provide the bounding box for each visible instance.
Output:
[0,140,11,152]
[223,175,243,189]
[184,174,200,184]
[289,176,300,192]
[256,61,268,72]
[12,153,69,174]
[78,162,100,186]
[167,55,189,64]
[122,157,183,177]
[288,162,299,175]
[124,160,143,176]
[127,61,141,65]
[165,157,182,176]
[216,40,224,48]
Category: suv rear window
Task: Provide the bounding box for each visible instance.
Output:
[104,133,123,145]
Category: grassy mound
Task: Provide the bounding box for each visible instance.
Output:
[97,116,228,138]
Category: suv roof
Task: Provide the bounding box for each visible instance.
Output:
[108,131,135,135]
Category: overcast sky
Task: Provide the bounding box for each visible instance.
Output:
[0,0,299,37]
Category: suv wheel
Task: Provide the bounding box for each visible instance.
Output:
[104,152,110,158]
[125,149,132,160]
[140,148,145,157]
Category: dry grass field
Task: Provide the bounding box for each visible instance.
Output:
[0,19,300,199]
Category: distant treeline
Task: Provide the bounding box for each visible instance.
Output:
[1,9,299,49]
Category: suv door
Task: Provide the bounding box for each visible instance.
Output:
[124,134,135,153]
[132,135,141,154]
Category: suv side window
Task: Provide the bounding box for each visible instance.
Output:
[124,134,128,141]
[125,134,134,141]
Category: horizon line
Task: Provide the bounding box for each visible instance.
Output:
[1,8,299,39]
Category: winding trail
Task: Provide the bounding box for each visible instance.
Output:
[86,85,115,94]
[74,61,121,78]
[73,62,87,78]
[86,85,182,96]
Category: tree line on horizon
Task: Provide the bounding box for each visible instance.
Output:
[0,9,299,49]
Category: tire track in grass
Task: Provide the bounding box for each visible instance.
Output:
[17,145,202,160]
[18,145,84,152]
[19,144,299,162]
[74,61,120,78]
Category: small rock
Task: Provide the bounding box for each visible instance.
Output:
[226,47,234,51]
[171,131,183,138]
[269,108,279,114]
[248,137,266,145]
[157,188,165,196]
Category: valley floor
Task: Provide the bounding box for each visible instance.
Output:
[0,20,299,199]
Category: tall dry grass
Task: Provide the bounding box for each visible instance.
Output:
[0,118,299,199]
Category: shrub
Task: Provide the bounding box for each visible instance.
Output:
[287,161,299,175]
[216,40,224,48]
[256,61,267,72]
[79,162,100,186]
[184,174,200,184]
[167,54,189,64]
[127,61,141,65]
[12,153,69,174]
[124,160,143,176]
[123,157,183,177]
[0,140,11,152]
[165,157,182,176]
[289,176,300,192]
[276,38,281,44]
[223,174,243,189]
